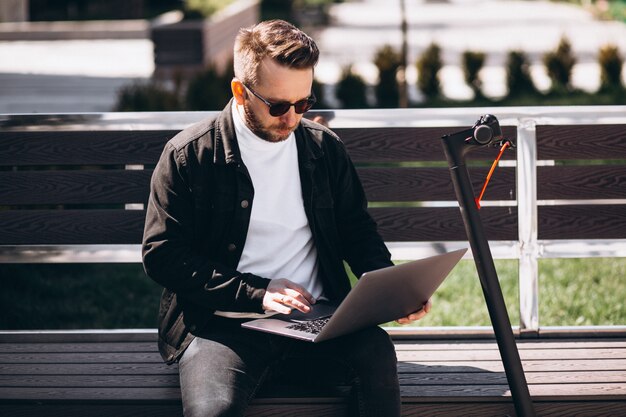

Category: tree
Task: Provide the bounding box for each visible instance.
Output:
[543,37,577,92]
[462,50,486,99]
[335,66,369,109]
[114,81,180,112]
[185,64,233,110]
[506,50,538,98]
[598,44,624,92]
[416,43,443,101]
[374,45,402,108]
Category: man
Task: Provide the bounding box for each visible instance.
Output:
[142,19,430,417]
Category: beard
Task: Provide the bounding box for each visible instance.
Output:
[242,102,297,143]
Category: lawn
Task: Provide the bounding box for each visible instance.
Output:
[0,257,623,330]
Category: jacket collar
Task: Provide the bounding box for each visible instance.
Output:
[214,99,324,166]
[214,99,239,165]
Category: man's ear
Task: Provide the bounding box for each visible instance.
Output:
[231,79,246,105]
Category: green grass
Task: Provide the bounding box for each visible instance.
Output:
[539,258,626,326]
[0,258,624,330]
[373,259,520,328]
[0,264,161,330]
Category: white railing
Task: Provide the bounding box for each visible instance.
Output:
[2,105,625,334]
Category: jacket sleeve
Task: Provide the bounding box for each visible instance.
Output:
[329,138,394,277]
[142,142,270,313]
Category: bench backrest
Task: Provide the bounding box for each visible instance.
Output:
[1,107,625,331]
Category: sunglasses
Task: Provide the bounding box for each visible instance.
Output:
[243,83,316,117]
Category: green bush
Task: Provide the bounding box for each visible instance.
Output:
[598,44,624,91]
[374,45,401,108]
[462,50,486,98]
[335,66,369,109]
[416,43,443,100]
[543,37,577,92]
[114,81,180,112]
[311,78,328,109]
[185,64,234,111]
[505,50,538,98]
[184,0,234,19]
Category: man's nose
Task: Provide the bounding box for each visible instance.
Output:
[279,107,297,125]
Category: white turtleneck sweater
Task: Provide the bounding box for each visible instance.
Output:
[214,103,323,318]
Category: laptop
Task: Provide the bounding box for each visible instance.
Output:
[241,248,468,343]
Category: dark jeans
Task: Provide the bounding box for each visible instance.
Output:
[178,317,401,417]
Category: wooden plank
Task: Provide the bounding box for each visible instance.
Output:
[0,166,514,206]
[0,405,185,417]
[0,331,158,344]
[6,370,623,389]
[359,167,515,202]
[0,207,518,245]
[0,342,157,353]
[0,210,145,244]
[402,402,626,417]
[0,363,177,375]
[537,125,626,160]
[0,131,174,166]
[0,374,180,388]
[2,402,626,417]
[23,371,626,392]
[400,383,626,399]
[394,339,626,350]
[398,370,626,385]
[397,359,626,373]
[537,165,626,200]
[2,359,625,377]
[13,337,625,354]
[0,170,152,205]
[395,348,626,361]
[0,386,181,401]
[538,205,626,239]
[371,207,517,241]
[3,383,622,402]
[0,351,163,364]
[336,126,517,163]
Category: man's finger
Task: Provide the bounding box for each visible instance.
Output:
[280,294,311,313]
[270,298,292,314]
[283,284,315,305]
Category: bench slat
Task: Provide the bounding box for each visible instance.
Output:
[539,205,626,239]
[538,165,626,200]
[372,207,517,241]
[0,207,517,244]
[2,402,625,417]
[0,131,173,166]
[360,167,515,202]
[0,167,515,206]
[0,210,144,244]
[0,170,152,205]
[3,369,624,388]
[537,125,626,160]
[337,127,517,163]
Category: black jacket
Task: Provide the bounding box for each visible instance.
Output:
[142,102,392,364]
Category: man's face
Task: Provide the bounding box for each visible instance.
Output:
[239,58,314,143]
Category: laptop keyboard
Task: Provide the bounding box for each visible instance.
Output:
[286,317,331,335]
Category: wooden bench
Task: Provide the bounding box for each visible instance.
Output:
[1,107,625,416]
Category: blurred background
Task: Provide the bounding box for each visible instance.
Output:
[1,0,625,114]
[0,0,625,330]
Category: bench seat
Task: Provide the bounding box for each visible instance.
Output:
[1,331,625,416]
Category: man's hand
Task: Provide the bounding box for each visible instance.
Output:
[263,278,316,314]
[395,299,432,325]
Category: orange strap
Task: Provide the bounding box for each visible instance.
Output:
[475,141,511,209]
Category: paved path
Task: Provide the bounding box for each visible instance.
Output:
[0,39,152,113]
[0,0,625,113]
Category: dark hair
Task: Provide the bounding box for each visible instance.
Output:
[234,19,319,85]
